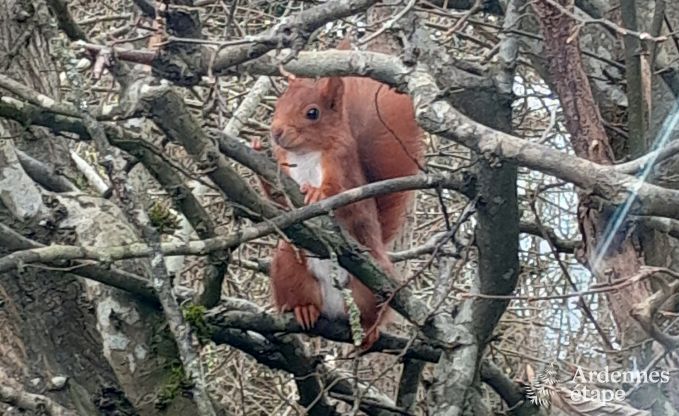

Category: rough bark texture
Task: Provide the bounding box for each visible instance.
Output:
[0,1,133,414]
[0,1,206,414]
[56,195,202,415]
[532,0,650,346]
[532,0,679,413]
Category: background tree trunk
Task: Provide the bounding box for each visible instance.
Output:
[0,1,203,414]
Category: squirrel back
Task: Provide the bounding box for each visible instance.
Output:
[342,75,423,243]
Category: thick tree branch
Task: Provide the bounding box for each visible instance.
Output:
[15,149,79,193]
[620,0,649,157]
[0,222,160,302]
[0,384,77,416]
[614,139,679,174]
[0,74,81,117]
[637,216,679,239]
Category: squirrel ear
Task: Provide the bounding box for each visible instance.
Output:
[279,64,297,83]
[319,77,344,111]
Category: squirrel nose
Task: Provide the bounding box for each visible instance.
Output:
[271,127,283,144]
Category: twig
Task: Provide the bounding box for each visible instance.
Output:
[223,76,272,137]
[459,266,673,301]
[357,0,417,45]
[70,150,110,194]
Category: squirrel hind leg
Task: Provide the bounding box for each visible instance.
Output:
[270,241,323,329]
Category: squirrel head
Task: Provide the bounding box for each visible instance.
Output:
[270,77,347,152]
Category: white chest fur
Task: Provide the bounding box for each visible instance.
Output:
[284,150,346,317]
[307,257,348,318]
[286,151,323,188]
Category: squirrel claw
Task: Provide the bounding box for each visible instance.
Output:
[300,183,323,204]
[251,138,263,151]
[293,304,320,330]
[360,328,380,350]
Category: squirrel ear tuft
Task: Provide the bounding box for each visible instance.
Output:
[320,77,344,111]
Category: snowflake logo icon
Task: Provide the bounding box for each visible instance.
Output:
[526,362,560,407]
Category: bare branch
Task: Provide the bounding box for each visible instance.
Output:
[15,149,79,193]
[0,384,77,416]
[0,173,467,272]
[222,76,272,137]
[0,222,160,302]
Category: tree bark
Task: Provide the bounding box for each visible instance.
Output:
[0,0,206,414]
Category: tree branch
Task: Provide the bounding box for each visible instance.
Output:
[0,384,77,416]
[620,0,649,157]
[0,173,466,272]
[15,149,79,193]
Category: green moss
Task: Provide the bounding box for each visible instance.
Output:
[148,201,181,234]
[155,362,192,410]
[182,304,212,343]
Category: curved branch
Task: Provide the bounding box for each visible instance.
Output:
[0,173,466,272]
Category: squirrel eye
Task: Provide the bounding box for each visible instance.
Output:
[306,107,320,121]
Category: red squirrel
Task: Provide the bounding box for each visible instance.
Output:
[265,50,423,347]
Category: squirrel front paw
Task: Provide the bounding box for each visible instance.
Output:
[293,304,321,330]
[251,138,263,151]
[360,328,380,350]
[300,183,324,204]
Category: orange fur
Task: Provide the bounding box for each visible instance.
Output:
[266,48,423,348]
